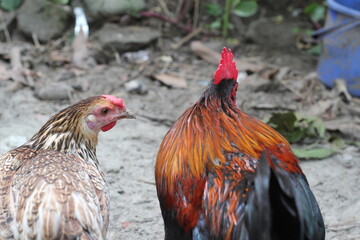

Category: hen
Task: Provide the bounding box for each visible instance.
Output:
[0,95,135,239]
[155,48,325,240]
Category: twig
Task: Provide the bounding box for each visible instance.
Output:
[137,113,174,127]
[32,33,41,49]
[171,28,202,49]
[139,11,193,32]
[279,80,303,100]
[139,11,216,36]
[114,51,121,65]
[193,0,200,29]
[136,178,156,185]
[158,0,172,17]
[176,0,191,22]
[175,0,184,17]
[223,0,231,37]
[0,11,14,43]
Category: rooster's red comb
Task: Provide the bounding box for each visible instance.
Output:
[214,47,238,85]
[101,95,125,108]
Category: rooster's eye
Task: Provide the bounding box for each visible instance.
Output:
[101,108,109,115]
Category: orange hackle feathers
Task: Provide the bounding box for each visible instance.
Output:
[155,47,324,240]
[214,47,238,84]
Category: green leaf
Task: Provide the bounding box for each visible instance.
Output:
[205,3,223,17]
[268,112,305,143]
[0,0,21,11]
[52,0,70,4]
[231,0,241,7]
[232,1,258,18]
[330,137,346,149]
[293,148,336,159]
[310,118,326,137]
[209,18,222,30]
[351,141,360,148]
[304,3,326,22]
[307,44,322,56]
[291,27,301,34]
[268,112,327,143]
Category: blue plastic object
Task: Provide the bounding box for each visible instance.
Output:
[316,0,360,97]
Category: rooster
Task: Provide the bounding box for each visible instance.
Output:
[0,95,135,239]
[155,48,325,240]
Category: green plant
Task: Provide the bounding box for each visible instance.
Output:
[51,0,70,4]
[0,0,21,11]
[304,2,326,23]
[205,0,258,37]
[265,111,353,159]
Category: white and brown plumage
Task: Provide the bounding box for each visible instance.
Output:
[0,95,135,240]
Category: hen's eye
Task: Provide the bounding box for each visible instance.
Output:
[101,108,109,115]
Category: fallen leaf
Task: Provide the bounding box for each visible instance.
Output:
[293,147,336,160]
[0,64,9,81]
[306,99,333,117]
[50,50,71,63]
[325,120,360,140]
[153,73,187,88]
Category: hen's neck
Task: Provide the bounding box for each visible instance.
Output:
[25,111,99,165]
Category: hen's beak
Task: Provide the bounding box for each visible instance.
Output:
[121,109,136,119]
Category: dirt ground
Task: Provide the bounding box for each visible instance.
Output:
[0,40,359,240]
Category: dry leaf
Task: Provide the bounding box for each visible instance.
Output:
[325,120,360,140]
[153,73,187,88]
[50,50,71,63]
[0,64,9,81]
[306,99,334,117]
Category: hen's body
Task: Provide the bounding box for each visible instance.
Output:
[0,96,134,239]
[155,49,325,240]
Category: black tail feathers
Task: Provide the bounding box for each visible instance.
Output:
[244,152,325,240]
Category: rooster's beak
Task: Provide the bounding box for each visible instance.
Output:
[122,110,136,119]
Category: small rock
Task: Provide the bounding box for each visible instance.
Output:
[123,50,151,64]
[92,23,160,62]
[337,153,354,169]
[125,79,148,95]
[245,18,298,49]
[17,0,71,42]
[83,0,145,19]
[35,82,73,101]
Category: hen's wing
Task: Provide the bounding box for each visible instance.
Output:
[1,149,109,240]
[0,147,37,238]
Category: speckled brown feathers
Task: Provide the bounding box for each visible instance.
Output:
[0,95,133,239]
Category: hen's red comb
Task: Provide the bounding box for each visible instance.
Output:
[101,95,125,108]
[214,47,238,85]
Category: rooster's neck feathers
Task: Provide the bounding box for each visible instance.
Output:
[25,97,101,164]
[214,48,238,85]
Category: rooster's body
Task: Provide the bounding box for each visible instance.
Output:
[0,95,135,239]
[155,49,325,240]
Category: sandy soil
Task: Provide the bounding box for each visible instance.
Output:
[0,47,359,240]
